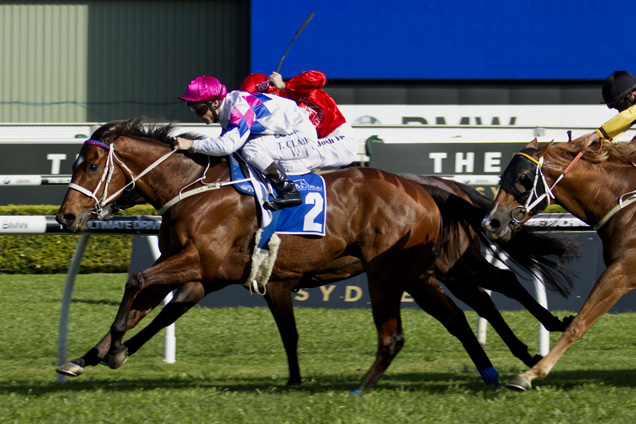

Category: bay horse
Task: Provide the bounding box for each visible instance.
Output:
[482,137,636,391]
[55,119,575,391]
[68,173,576,387]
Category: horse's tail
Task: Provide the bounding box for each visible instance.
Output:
[404,174,580,297]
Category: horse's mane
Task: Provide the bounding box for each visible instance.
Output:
[97,117,203,145]
[547,138,636,166]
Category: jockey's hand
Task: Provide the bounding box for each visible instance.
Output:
[173,136,194,152]
[269,72,286,90]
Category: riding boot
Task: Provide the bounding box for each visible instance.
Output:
[262,162,303,211]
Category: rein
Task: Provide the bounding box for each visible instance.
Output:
[156,176,250,215]
[69,138,251,217]
[593,190,636,230]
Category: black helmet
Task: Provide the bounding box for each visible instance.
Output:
[601,71,636,105]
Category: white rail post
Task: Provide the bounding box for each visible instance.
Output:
[477,244,496,348]
[534,277,550,356]
[145,235,176,363]
[483,243,550,357]
[57,233,90,383]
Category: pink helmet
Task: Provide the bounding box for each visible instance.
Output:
[178,75,227,102]
[240,73,278,94]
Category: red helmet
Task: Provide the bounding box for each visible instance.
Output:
[240,73,278,94]
[178,75,227,102]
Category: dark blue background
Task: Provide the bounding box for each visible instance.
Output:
[251,0,635,79]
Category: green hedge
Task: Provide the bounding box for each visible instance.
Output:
[0,205,156,274]
[0,203,567,275]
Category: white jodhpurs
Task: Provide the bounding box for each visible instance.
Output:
[288,122,358,172]
[241,121,318,174]
[315,123,358,170]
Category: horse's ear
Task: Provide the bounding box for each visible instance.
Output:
[537,140,554,156]
[525,138,538,149]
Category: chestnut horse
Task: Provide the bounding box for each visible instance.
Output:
[482,137,636,391]
[56,119,575,391]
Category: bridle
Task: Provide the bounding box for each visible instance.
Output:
[504,141,636,232]
[503,148,585,230]
[67,138,176,219]
[67,137,252,218]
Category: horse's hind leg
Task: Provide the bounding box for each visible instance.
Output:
[262,280,302,385]
[408,271,499,386]
[124,281,207,356]
[478,266,573,332]
[443,278,541,368]
[353,271,409,393]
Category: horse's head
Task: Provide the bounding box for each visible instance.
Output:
[57,118,217,231]
[56,122,133,231]
[482,139,553,242]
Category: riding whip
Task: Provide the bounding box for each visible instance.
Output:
[276,11,315,73]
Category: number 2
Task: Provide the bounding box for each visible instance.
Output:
[303,192,323,232]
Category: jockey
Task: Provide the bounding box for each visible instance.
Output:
[174,75,319,211]
[576,71,636,146]
[240,70,358,170]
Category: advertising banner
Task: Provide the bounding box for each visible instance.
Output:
[251,1,635,79]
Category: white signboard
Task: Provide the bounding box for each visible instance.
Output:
[339,105,616,129]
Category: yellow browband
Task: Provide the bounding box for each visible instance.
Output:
[514,152,542,167]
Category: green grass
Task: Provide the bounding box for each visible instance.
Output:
[3,274,636,423]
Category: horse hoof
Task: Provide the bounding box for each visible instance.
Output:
[56,362,84,377]
[106,348,129,369]
[506,375,532,391]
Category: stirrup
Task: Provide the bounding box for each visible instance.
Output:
[264,193,302,211]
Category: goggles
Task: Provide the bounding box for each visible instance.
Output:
[187,101,213,116]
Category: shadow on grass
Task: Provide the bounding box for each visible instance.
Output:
[4,368,636,396]
[0,373,481,396]
[69,298,120,306]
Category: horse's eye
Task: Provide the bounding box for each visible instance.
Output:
[515,174,533,191]
[89,163,99,172]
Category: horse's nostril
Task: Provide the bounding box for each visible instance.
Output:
[57,214,76,226]
[484,219,500,231]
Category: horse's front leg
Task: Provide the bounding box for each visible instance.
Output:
[507,262,633,391]
[444,278,540,368]
[106,245,204,369]
[262,280,301,385]
[412,272,500,385]
[478,267,573,332]
[56,282,175,377]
